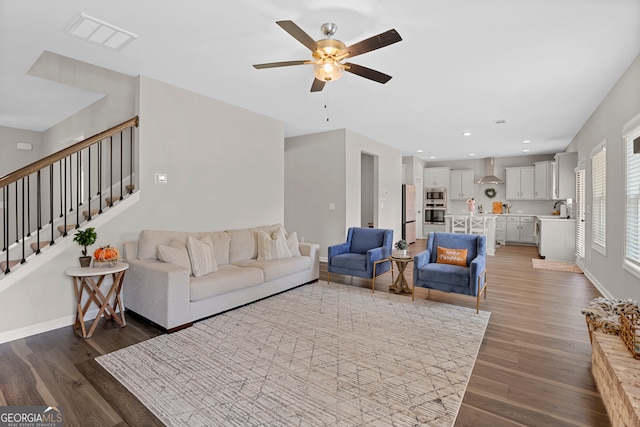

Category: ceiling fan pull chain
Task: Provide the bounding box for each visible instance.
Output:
[325,86,330,122]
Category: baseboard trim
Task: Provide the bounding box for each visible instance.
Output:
[0,314,75,344]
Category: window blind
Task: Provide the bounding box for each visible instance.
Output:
[625,120,640,276]
[591,141,606,254]
[575,168,585,259]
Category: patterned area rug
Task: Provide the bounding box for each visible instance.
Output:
[97,282,490,426]
[532,258,583,273]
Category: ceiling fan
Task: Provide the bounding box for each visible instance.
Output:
[253,20,402,92]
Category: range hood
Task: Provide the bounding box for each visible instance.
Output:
[476,157,504,184]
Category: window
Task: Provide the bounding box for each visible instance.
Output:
[624,113,640,277]
[591,141,606,255]
[575,167,585,259]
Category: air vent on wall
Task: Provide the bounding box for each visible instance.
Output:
[66,13,138,50]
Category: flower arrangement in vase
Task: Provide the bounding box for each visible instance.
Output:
[466,198,476,213]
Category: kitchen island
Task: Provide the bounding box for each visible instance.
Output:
[444,214,497,255]
[536,216,576,261]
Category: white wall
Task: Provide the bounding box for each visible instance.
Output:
[565,53,640,299]
[0,126,44,176]
[0,75,285,340]
[285,129,402,260]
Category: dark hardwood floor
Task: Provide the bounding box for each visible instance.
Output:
[0,242,609,426]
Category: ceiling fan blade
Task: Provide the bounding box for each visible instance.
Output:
[338,29,402,59]
[276,20,319,52]
[253,60,309,69]
[344,62,392,84]
[310,78,326,92]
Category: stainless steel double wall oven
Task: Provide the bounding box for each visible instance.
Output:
[424,187,446,224]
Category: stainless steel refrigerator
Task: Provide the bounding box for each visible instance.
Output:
[402,184,416,243]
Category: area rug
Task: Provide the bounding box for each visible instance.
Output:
[532,258,583,273]
[97,282,490,426]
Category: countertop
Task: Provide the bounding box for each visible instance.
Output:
[446,213,574,220]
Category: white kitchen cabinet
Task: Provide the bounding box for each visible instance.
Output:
[494,215,506,244]
[449,169,475,200]
[506,215,536,244]
[505,167,535,200]
[538,218,576,261]
[423,167,450,188]
[534,161,554,200]
[553,152,578,200]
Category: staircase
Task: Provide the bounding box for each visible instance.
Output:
[1,117,139,283]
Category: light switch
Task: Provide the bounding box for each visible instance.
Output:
[155,173,168,184]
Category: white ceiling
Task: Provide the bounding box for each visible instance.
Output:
[1,0,639,161]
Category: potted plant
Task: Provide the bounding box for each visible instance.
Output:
[394,239,409,257]
[73,227,97,267]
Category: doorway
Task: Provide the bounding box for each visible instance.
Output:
[361,152,378,228]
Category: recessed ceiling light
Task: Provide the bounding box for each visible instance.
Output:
[469,153,476,156]
[522,149,530,153]
[417,149,423,153]
[462,132,471,136]
[522,140,531,144]
[429,156,436,159]
[66,13,138,50]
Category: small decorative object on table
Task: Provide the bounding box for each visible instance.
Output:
[466,198,475,213]
[73,227,97,267]
[93,245,121,267]
[393,239,409,258]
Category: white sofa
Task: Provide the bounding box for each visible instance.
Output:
[122,224,319,331]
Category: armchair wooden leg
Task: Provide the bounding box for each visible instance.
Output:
[476,270,488,314]
[327,271,330,284]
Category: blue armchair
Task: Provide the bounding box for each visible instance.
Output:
[413,232,487,313]
[327,227,394,292]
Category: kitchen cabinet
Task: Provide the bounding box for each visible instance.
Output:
[495,216,506,244]
[534,161,554,200]
[449,169,475,200]
[537,218,576,261]
[553,152,578,200]
[505,167,535,200]
[424,167,450,188]
[506,215,535,244]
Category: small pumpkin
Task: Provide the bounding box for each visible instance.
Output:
[94,245,120,261]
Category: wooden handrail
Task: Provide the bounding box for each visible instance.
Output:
[0,116,138,188]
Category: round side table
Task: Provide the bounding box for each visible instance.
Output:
[65,262,129,338]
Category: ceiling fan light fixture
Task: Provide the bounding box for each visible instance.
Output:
[313,59,344,82]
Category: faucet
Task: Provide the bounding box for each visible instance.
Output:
[553,200,569,218]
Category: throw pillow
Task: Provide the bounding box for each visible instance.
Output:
[436,246,468,267]
[186,235,218,277]
[286,231,302,257]
[157,245,191,270]
[257,228,292,261]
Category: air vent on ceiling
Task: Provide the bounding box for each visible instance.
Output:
[493,119,507,126]
[66,13,138,50]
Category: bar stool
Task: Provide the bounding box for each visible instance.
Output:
[469,216,487,235]
[451,216,469,233]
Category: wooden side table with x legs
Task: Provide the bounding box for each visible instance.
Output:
[65,262,129,338]
[388,254,413,295]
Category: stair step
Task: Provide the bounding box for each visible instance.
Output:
[83,209,100,219]
[57,225,76,235]
[31,241,51,252]
[1,260,20,271]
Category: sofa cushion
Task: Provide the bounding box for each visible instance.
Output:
[286,231,302,257]
[190,264,264,302]
[187,235,218,277]
[232,256,310,282]
[350,228,385,254]
[418,263,470,287]
[257,228,292,261]
[138,229,186,260]
[228,229,257,262]
[331,253,366,271]
[436,247,468,267]
[207,231,231,265]
[157,245,191,270]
